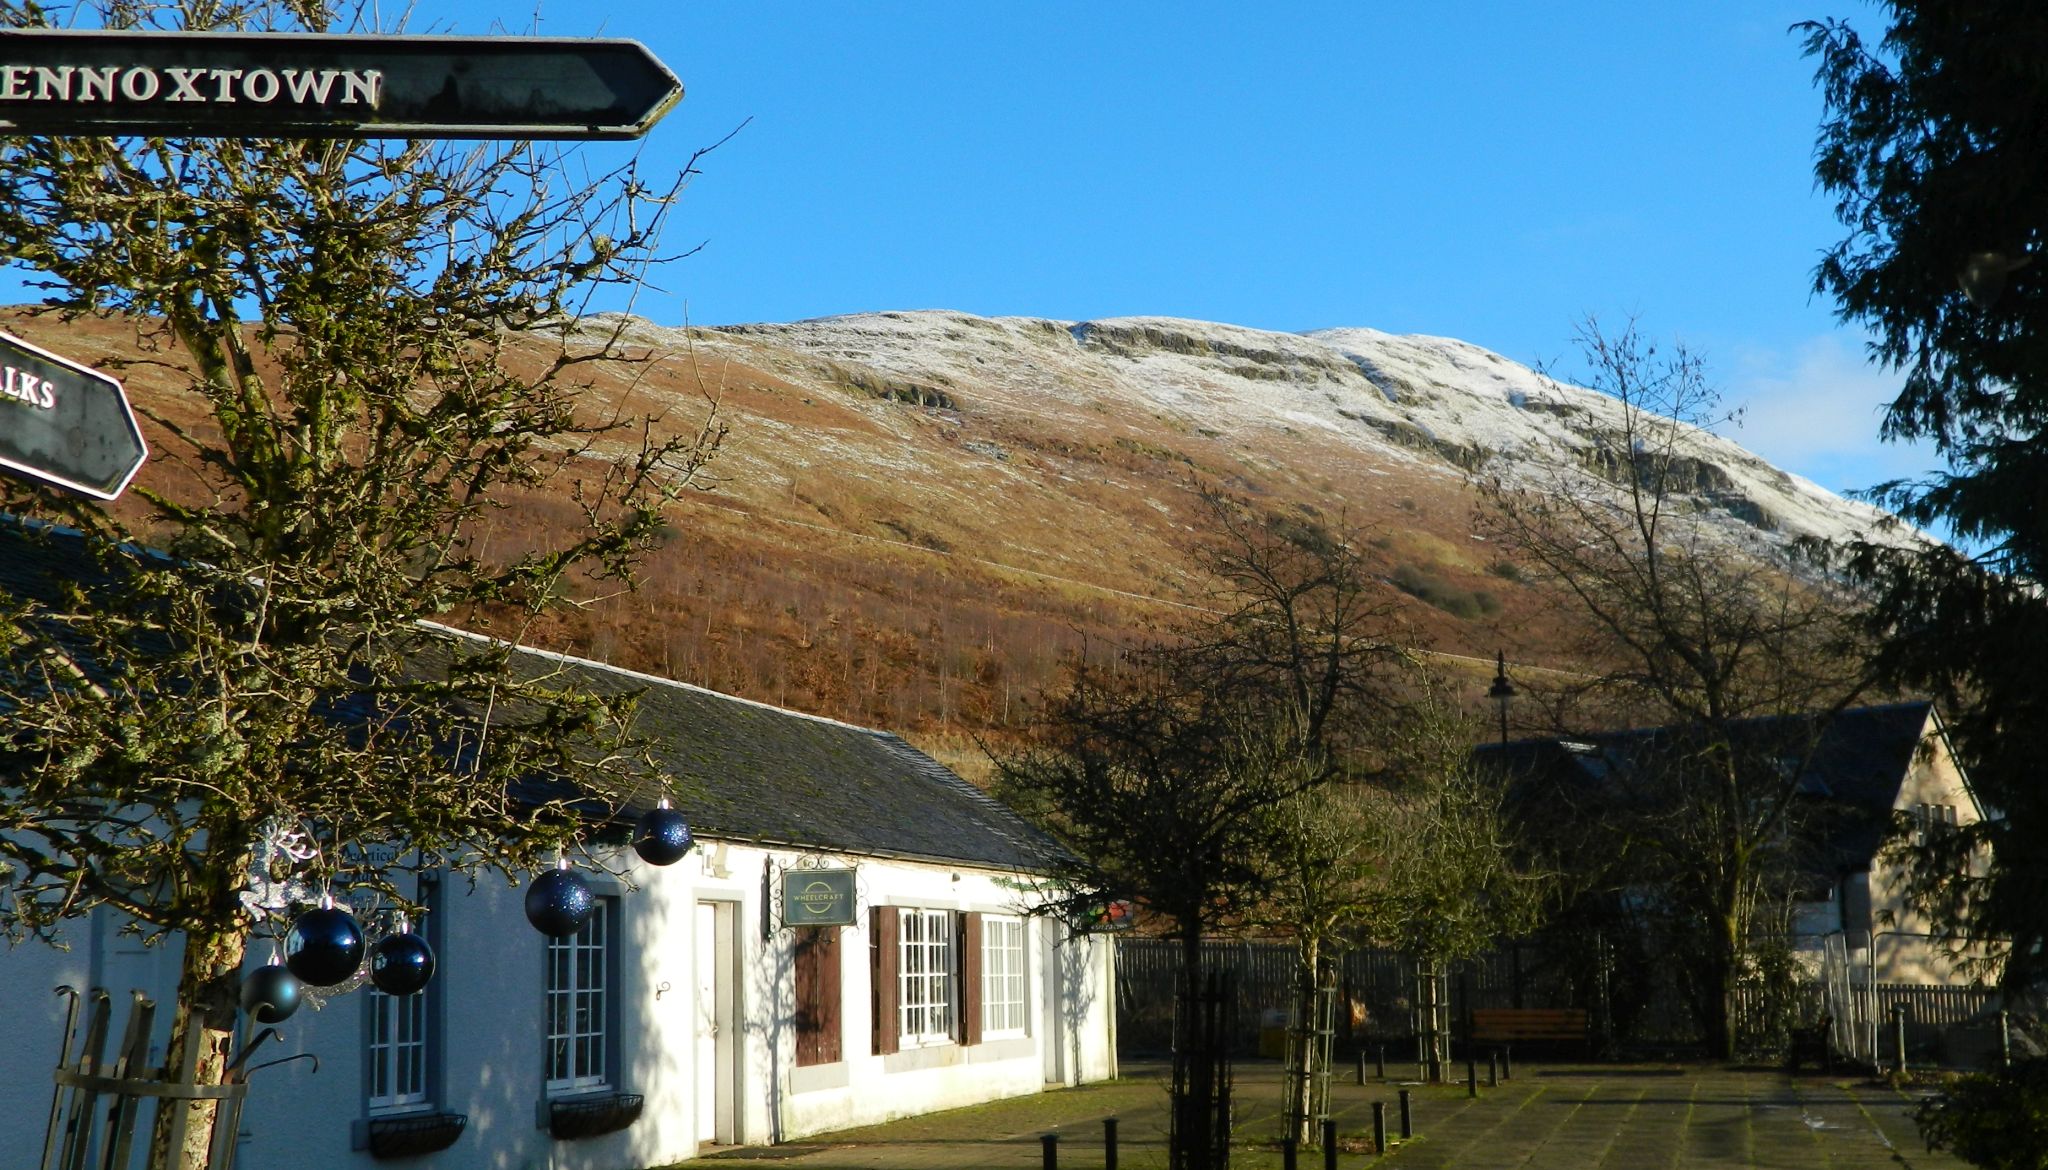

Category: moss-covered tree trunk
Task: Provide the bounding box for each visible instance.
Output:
[1285,935,1321,1146]
[150,927,246,1170]
[1707,894,1743,1061]
[0,7,717,1170]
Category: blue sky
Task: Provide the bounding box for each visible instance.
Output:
[191,4,1960,499]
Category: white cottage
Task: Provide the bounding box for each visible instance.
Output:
[0,635,1116,1168]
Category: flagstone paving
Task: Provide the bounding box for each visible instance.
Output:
[690,1060,1971,1169]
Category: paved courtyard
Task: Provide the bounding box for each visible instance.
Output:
[695,1059,1972,1169]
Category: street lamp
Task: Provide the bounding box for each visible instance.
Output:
[1486,650,1515,747]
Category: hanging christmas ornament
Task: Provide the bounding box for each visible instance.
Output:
[284,900,366,987]
[240,962,302,1023]
[632,798,695,867]
[525,860,595,938]
[370,915,437,996]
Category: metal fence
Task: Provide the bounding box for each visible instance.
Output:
[1116,938,1571,1057]
[1117,937,2006,1067]
[1816,981,2004,1069]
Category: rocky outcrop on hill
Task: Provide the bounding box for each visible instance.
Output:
[678,310,1901,554]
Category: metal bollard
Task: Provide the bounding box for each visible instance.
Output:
[1502,1044,1513,1080]
[1282,1135,1298,1170]
[1104,1118,1118,1170]
[1372,1101,1388,1153]
[1489,1050,1499,1088]
[1893,1004,1909,1076]
[1357,1051,1368,1086]
[1323,1119,1338,1170]
[1376,1043,1386,1080]
[1041,1132,1057,1170]
[1399,1088,1413,1139]
[1468,1057,1478,1097]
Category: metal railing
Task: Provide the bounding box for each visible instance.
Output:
[41,986,314,1170]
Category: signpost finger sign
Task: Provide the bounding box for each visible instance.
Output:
[0,26,683,500]
[0,331,145,501]
[0,30,683,140]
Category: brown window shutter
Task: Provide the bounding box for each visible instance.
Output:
[870,906,899,1055]
[960,912,983,1046]
[794,926,843,1067]
[818,926,842,1063]
[795,928,818,1063]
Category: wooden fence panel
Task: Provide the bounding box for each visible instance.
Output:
[1116,938,2002,1065]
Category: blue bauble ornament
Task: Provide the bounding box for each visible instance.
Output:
[239,963,302,1023]
[370,931,437,996]
[284,906,365,987]
[525,868,595,938]
[632,805,695,867]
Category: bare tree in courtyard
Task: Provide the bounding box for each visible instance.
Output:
[1250,752,1381,1142]
[1249,675,1543,1134]
[998,498,1411,1167]
[1474,319,1871,1058]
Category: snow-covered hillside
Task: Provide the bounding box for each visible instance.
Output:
[641,309,1905,554]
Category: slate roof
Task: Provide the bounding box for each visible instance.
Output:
[462,632,1065,872]
[0,520,1066,874]
[0,517,171,600]
[1474,701,1943,877]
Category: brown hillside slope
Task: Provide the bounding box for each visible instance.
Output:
[2,308,1901,776]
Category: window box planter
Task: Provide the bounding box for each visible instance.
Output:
[547,1092,644,1141]
[362,1112,468,1159]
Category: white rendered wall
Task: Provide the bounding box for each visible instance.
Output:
[766,850,1116,1140]
[1863,713,1995,985]
[0,916,98,1165]
[2,842,1116,1169]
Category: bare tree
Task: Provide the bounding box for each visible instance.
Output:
[1474,319,1871,1058]
[997,498,1412,1167]
[1238,712,1376,1145]
[1361,685,1544,1077]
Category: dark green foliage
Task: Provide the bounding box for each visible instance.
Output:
[1916,1061,2048,1170]
[1388,563,1500,619]
[1803,3,2048,986]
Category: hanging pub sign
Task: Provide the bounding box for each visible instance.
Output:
[0,29,682,139]
[781,869,856,928]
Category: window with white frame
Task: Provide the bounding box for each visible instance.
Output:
[365,893,436,1116]
[545,898,613,1093]
[367,979,429,1112]
[981,915,1028,1038]
[899,908,954,1044]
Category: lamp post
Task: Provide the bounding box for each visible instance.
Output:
[1486,650,1515,747]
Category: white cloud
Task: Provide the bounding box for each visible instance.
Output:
[1724,332,1946,497]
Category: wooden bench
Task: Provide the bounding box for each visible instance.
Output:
[1470,1008,1591,1051]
